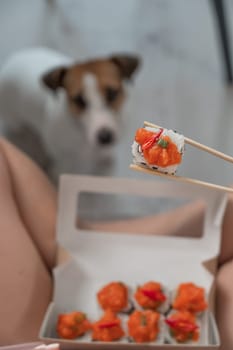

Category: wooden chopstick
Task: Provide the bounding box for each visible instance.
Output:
[130,164,233,193]
[144,121,233,164]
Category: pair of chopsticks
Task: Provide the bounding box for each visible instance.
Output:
[130,121,233,194]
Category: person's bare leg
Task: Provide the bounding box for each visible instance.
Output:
[217,192,233,265]
[0,138,57,344]
[0,138,57,269]
[215,192,233,350]
[216,260,233,350]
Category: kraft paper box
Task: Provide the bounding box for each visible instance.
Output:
[39,175,227,349]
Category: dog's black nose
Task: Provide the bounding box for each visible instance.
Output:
[97,128,115,145]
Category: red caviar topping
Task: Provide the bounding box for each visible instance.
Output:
[56,311,91,339]
[128,310,160,343]
[142,129,164,151]
[97,281,128,312]
[141,289,166,302]
[173,283,207,313]
[92,310,125,342]
[134,281,166,310]
[165,318,198,332]
[135,128,182,167]
[166,311,199,343]
[98,321,119,329]
[135,128,155,145]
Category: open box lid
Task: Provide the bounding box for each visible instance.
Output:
[54,175,227,313]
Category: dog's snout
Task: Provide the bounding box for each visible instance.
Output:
[97,128,115,145]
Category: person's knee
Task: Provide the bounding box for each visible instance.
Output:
[216,261,233,315]
[0,138,12,183]
[0,137,8,156]
[216,261,233,350]
[0,136,10,149]
[0,137,7,161]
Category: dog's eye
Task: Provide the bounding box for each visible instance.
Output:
[73,94,87,109]
[105,87,119,103]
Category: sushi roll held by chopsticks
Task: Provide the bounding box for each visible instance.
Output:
[132,125,185,175]
[130,121,233,193]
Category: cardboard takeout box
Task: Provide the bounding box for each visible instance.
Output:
[39,175,227,349]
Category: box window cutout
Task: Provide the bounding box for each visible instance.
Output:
[76,192,205,238]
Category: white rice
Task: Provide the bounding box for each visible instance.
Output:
[132,126,185,175]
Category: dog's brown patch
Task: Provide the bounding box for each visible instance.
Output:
[42,55,140,115]
[64,60,125,112]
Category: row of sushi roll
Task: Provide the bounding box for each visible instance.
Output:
[56,281,208,344]
[97,281,207,315]
[132,125,185,174]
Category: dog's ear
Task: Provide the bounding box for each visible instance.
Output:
[41,66,67,91]
[110,54,140,80]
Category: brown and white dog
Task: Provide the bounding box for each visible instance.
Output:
[0,47,140,177]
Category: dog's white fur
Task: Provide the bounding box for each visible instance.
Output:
[0,47,124,176]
